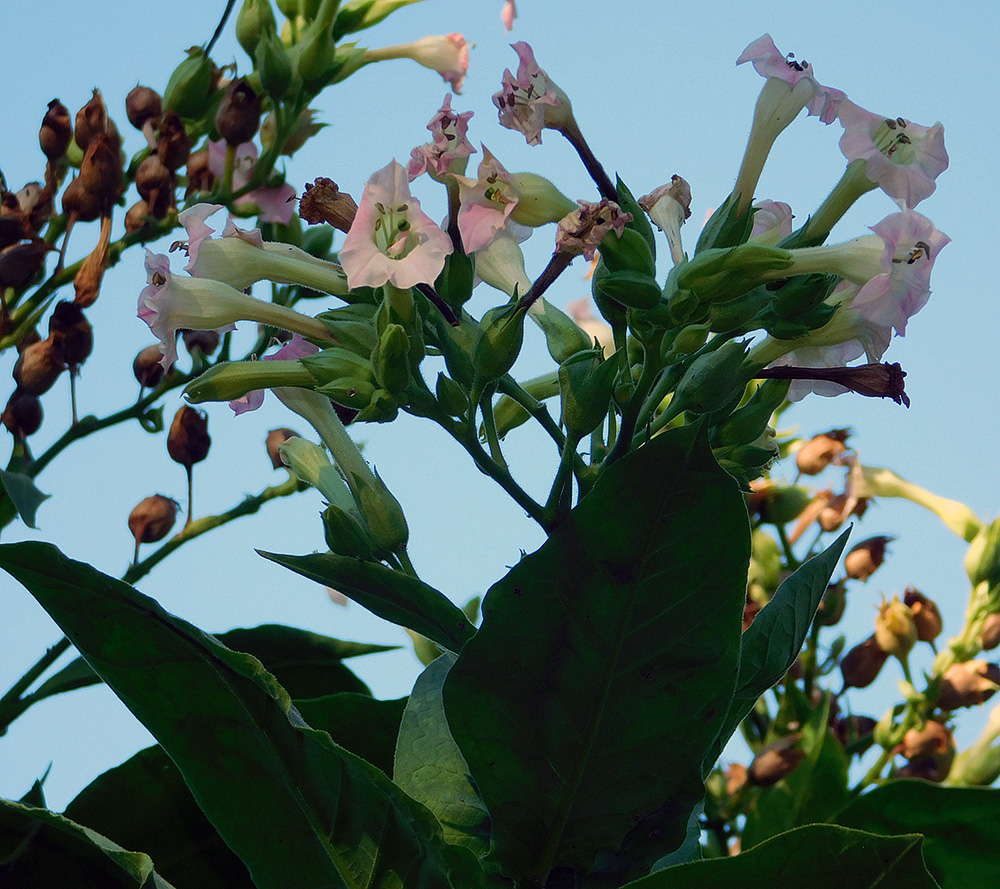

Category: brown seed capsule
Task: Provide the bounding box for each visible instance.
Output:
[133,344,168,388]
[724,763,748,796]
[135,155,174,202]
[299,178,359,233]
[266,428,299,470]
[74,89,110,150]
[156,112,193,171]
[2,391,43,438]
[815,581,846,627]
[903,587,943,644]
[167,405,211,468]
[796,429,850,475]
[979,613,1000,651]
[12,334,65,396]
[126,86,163,131]
[215,78,262,146]
[39,99,72,162]
[937,660,1000,710]
[875,596,918,660]
[834,714,878,751]
[747,734,805,786]
[844,535,892,581]
[897,720,953,762]
[128,494,180,563]
[61,175,102,222]
[181,329,220,357]
[185,149,213,195]
[125,200,152,234]
[48,301,93,367]
[0,239,54,290]
[78,133,124,204]
[841,634,889,690]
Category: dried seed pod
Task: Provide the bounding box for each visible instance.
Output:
[48,301,93,367]
[39,99,72,161]
[12,334,65,396]
[133,344,168,388]
[844,536,892,581]
[128,494,180,563]
[903,587,943,644]
[125,200,152,234]
[748,734,805,786]
[78,132,124,203]
[156,112,193,170]
[299,178,358,233]
[135,155,174,202]
[185,148,213,195]
[0,239,54,290]
[74,89,110,150]
[126,86,163,131]
[266,428,299,470]
[2,391,43,438]
[897,720,953,761]
[61,175,102,222]
[796,429,850,475]
[167,405,210,468]
[181,329,220,357]
[215,78,261,145]
[937,660,1000,710]
[979,613,1000,652]
[724,763,748,796]
[841,634,889,691]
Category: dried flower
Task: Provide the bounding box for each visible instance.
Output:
[840,634,889,690]
[937,661,1000,710]
[903,587,943,644]
[128,494,180,563]
[748,734,805,786]
[844,535,892,581]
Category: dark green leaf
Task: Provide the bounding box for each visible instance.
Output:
[443,424,750,884]
[30,655,103,700]
[622,824,940,889]
[0,469,49,529]
[259,551,475,654]
[0,796,177,888]
[0,542,483,889]
[395,654,490,856]
[836,781,1000,889]
[295,693,407,776]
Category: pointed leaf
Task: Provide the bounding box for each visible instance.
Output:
[0,469,49,529]
[621,824,940,889]
[836,781,1000,889]
[259,551,475,653]
[443,424,750,883]
[395,654,490,856]
[0,542,483,889]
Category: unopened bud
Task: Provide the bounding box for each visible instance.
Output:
[265,427,299,470]
[874,596,918,660]
[759,485,813,526]
[372,323,411,395]
[322,503,381,560]
[48,301,92,367]
[508,172,577,227]
[13,334,65,396]
[841,634,888,690]
[215,78,262,145]
[2,391,43,439]
[747,734,804,786]
[39,99,72,162]
[980,613,1000,651]
[558,346,619,438]
[938,660,1000,710]
[844,535,892,581]
[126,86,163,131]
[156,112,193,171]
[435,373,469,418]
[167,405,210,468]
[128,494,180,563]
[235,0,278,57]
[163,48,216,119]
[74,89,109,150]
[473,297,527,382]
[670,338,751,416]
[256,31,294,99]
[350,469,409,553]
[133,344,169,388]
[299,178,358,233]
[795,429,849,475]
[903,587,943,644]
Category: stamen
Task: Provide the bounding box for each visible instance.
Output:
[151,271,166,286]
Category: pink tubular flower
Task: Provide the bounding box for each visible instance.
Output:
[364,34,470,93]
[838,100,948,208]
[339,160,454,290]
[555,200,631,261]
[493,42,573,146]
[455,146,519,253]
[230,335,320,415]
[407,94,476,180]
[207,140,296,224]
[501,0,516,31]
[750,200,794,245]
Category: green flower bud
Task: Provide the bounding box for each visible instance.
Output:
[295,18,337,85]
[372,323,411,394]
[593,269,662,310]
[596,226,656,278]
[316,377,376,409]
[508,172,577,227]
[435,249,476,309]
[354,388,399,423]
[473,297,527,382]
[966,518,1000,587]
[236,0,279,57]
[707,289,770,334]
[255,31,295,99]
[670,338,751,415]
[300,346,376,387]
[184,359,315,404]
[277,437,354,510]
[528,298,591,364]
[678,244,792,303]
[322,503,381,560]
[163,48,215,119]
[712,379,789,448]
[435,373,469,417]
[333,0,417,41]
[349,468,408,552]
[759,484,813,526]
[558,347,619,438]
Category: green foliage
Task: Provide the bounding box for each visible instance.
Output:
[0,469,50,529]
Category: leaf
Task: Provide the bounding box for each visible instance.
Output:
[0,469,49,529]
[0,796,177,888]
[443,424,750,883]
[703,529,850,774]
[394,654,491,856]
[621,824,940,889]
[295,693,407,776]
[835,781,1000,888]
[0,542,484,889]
[259,551,476,653]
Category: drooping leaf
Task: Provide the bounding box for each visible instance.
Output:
[295,693,407,776]
[0,469,49,529]
[0,796,177,888]
[0,542,484,889]
[704,528,850,774]
[395,654,490,856]
[443,424,750,884]
[259,551,476,653]
[621,824,940,889]
[835,780,1000,889]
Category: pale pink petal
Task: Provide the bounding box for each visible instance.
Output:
[501,0,516,31]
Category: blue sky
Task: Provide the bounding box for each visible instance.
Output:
[1,0,998,809]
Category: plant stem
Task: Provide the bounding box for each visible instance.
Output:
[0,636,72,734]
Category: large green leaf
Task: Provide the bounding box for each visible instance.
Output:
[296,693,407,776]
[0,795,177,888]
[704,529,850,774]
[835,781,1000,888]
[0,542,483,889]
[259,551,476,654]
[622,824,940,889]
[443,424,750,884]
[394,654,490,856]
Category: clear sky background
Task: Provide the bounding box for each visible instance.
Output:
[1,0,998,811]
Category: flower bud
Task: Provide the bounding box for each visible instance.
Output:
[128,494,180,563]
[39,99,72,162]
[435,373,469,418]
[815,581,846,627]
[747,734,804,786]
[133,344,169,388]
[215,78,262,145]
[12,334,65,396]
[322,503,382,560]
[594,269,662,310]
[372,323,411,395]
[256,31,294,99]
[670,338,751,415]
[903,587,943,644]
[354,388,399,424]
[795,429,850,475]
[874,596,918,660]
[938,660,1000,710]
[126,86,163,131]
[74,89,109,150]
[236,0,278,57]
[528,298,592,365]
[558,346,619,438]
[2,391,43,439]
[507,172,577,227]
[758,484,813,526]
[349,469,409,553]
[48,301,93,367]
[472,297,527,382]
[266,427,299,470]
[163,48,216,119]
[844,535,892,581]
[167,405,211,468]
[156,112,193,171]
[840,634,889,690]
[980,613,1000,652]
[299,178,358,233]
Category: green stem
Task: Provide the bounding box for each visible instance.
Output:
[0,636,72,734]
[479,389,508,473]
[543,432,580,526]
[605,335,661,466]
